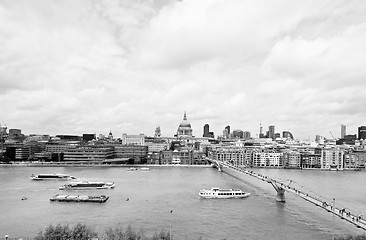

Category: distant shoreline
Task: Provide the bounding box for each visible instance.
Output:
[1,163,363,171]
[0,162,213,168]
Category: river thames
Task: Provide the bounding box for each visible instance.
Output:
[0,165,365,239]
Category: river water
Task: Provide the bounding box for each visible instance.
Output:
[0,165,365,240]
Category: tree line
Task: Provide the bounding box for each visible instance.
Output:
[33,222,366,240]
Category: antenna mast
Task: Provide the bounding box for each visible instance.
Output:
[259,121,263,138]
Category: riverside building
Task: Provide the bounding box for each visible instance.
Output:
[63,146,114,162]
[122,133,145,146]
[213,147,246,166]
[114,145,148,163]
[315,147,344,170]
[253,150,283,167]
[283,151,301,169]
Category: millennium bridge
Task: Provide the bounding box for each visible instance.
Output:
[209,159,366,231]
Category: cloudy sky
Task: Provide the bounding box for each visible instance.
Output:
[1,0,366,140]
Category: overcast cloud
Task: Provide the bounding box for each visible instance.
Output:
[1,0,365,140]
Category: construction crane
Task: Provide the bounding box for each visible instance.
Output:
[329,131,335,139]
[0,123,5,159]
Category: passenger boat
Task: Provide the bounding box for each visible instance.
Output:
[140,167,150,171]
[59,181,115,190]
[199,187,250,199]
[30,173,76,181]
[50,194,109,203]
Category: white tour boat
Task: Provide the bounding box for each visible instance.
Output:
[140,167,150,171]
[59,181,115,190]
[199,187,250,199]
[30,173,76,181]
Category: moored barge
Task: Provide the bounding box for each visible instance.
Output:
[59,181,115,190]
[30,173,76,181]
[50,194,109,203]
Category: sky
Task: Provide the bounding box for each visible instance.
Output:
[1,0,366,140]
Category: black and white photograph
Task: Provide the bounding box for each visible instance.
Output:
[1,0,366,239]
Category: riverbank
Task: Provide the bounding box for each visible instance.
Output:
[1,162,364,171]
[0,162,213,168]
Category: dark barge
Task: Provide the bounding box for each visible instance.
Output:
[50,194,109,203]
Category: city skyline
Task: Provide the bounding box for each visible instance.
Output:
[1,0,366,140]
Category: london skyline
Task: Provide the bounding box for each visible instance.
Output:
[1,0,365,140]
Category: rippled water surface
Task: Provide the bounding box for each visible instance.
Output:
[0,166,365,239]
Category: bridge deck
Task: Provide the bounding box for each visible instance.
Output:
[216,160,366,231]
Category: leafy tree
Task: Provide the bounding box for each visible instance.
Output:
[71,222,98,240]
[35,224,71,240]
[35,223,172,240]
[124,225,140,240]
[35,223,97,240]
[151,230,170,240]
[335,234,366,240]
[103,225,143,240]
[104,226,125,240]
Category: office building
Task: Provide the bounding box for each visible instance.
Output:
[9,129,21,139]
[269,125,275,140]
[341,125,346,139]
[233,129,244,139]
[56,135,82,141]
[122,133,145,146]
[63,146,115,161]
[283,131,294,140]
[203,124,214,138]
[259,123,264,138]
[315,147,344,170]
[358,126,366,140]
[203,124,209,137]
[45,143,74,153]
[145,142,169,153]
[283,151,301,169]
[83,134,96,142]
[15,146,30,161]
[243,131,251,139]
[115,145,148,163]
[225,126,230,135]
[301,153,321,169]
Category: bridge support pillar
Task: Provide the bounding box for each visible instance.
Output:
[276,188,285,202]
[218,164,223,172]
[269,181,285,202]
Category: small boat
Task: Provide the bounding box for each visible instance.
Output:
[329,164,339,171]
[127,167,138,171]
[59,181,115,190]
[50,194,109,203]
[30,173,76,181]
[140,167,150,171]
[199,187,250,199]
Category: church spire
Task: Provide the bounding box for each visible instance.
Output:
[183,111,187,120]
